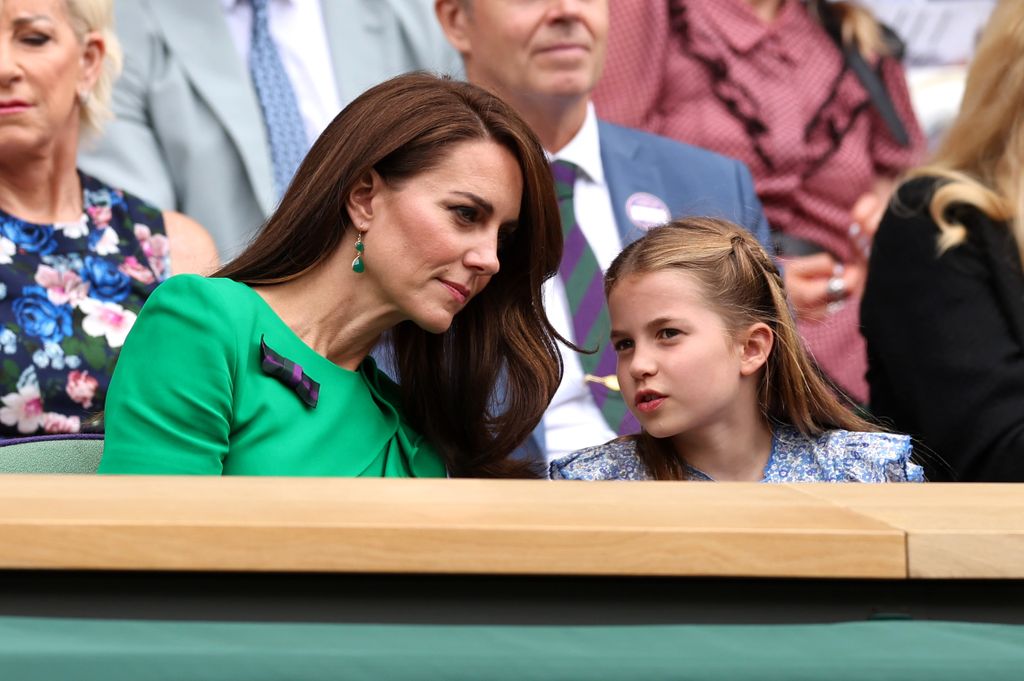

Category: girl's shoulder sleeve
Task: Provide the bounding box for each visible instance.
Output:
[818,430,925,483]
[549,438,649,480]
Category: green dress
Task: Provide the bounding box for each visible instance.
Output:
[99,275,445,477]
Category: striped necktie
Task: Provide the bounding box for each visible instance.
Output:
[248,0,308,197]
[551,160,640,436]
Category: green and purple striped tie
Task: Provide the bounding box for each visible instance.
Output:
[551,160,640,436]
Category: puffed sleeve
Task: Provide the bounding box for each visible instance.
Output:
[99,275,235,474]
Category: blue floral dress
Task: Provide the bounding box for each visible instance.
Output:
[0,173,170,436]
[549,425,925,482]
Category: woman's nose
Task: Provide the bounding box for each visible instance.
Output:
[464,234,500,275]
[0,44,21,87]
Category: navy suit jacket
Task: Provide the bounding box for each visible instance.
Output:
[598,120,770,250]
[526,120,771,462]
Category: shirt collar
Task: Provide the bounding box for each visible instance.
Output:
[548,102,605,186]
[702,0,805,58]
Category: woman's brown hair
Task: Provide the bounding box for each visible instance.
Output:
[604,217,875,480]
[217,73,564,477]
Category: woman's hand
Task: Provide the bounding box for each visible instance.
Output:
[781,253,864,322]
[849,176,898,259]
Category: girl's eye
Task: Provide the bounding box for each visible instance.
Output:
[658,328,681,340]
[612,339,634,352]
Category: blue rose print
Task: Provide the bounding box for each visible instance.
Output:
[12,286,73,344]
[82,255,132,302]
[0,217,58,255]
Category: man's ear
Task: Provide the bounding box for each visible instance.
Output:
[435,0,473,55]
[738,322,773,377]
[345,170,382,226]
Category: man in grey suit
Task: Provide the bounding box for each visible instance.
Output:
[79,0,460,259]
[436,0,771,462]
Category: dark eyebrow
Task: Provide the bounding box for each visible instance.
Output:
[645,316,680,330]
[610,317,685,339]
[450,191,493,215]
[451,190,519,232]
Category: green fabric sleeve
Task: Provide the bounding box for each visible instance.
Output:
[99,275,234,474]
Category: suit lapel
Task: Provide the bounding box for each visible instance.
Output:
[598,121,670,247]
[149,0,276,215]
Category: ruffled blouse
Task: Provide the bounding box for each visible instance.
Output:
[595,0,925,261]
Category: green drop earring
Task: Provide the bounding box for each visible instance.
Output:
[352,229,365,274]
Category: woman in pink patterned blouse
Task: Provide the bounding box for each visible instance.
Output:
[592,0,925,402]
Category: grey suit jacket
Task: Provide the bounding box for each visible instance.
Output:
[79,0,461,259]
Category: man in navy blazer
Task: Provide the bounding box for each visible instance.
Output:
[436,0,770,462]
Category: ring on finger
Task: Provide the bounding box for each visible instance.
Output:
[826,275,846,302]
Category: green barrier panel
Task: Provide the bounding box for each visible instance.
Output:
[1,616,1023,680]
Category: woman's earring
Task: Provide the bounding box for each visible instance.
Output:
[352,230,365,274]
[77,89,91,106]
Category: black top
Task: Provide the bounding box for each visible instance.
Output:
[862,176,1024,481]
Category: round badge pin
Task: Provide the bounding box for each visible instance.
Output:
[625,193,671,230]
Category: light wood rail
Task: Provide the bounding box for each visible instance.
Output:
[790,484,1024,579]
[0,476,906,578]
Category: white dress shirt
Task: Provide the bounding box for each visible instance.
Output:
[222,0,341,145]
[543,103,621,460]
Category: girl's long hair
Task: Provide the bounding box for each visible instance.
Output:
[604,217,875,480]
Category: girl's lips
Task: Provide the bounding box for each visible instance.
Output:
[635,397,666,414]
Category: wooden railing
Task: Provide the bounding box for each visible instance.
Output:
[0,476,1018,578]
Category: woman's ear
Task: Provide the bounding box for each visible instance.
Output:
[345,170,382,226]
[738,322,773,377]
[79,32,105,93]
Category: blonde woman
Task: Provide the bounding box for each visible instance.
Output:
[862,0,1024,482]
[0,0,218,436]
[551,217,920,482]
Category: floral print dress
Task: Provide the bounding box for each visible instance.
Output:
[0,173,170,436]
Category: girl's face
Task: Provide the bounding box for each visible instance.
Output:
[608,270,766,443]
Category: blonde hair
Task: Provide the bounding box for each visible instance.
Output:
[605,217,876,480]
[64,0,122,137]
[905,0,1024,265]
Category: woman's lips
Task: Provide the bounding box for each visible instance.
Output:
[0,102,31,115]
[439,279,469,304]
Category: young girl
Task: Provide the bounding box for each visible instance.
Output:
[550,217,923,482]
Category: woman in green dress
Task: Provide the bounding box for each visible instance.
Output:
[98,73,565,478]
